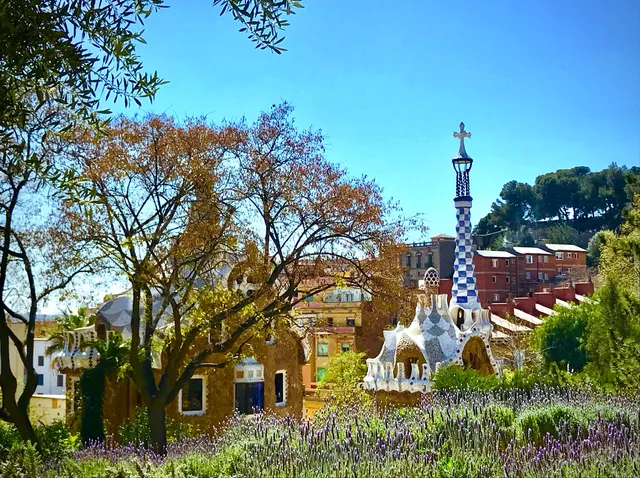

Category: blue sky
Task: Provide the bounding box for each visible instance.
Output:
[113,0,640,240]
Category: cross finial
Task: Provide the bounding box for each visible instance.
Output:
[453,122,471,159]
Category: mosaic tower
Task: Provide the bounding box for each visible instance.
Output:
[450,122,481,311]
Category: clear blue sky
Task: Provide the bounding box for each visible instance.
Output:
[113,0,640,240]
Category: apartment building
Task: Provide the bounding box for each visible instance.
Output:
[474,250,524,304]
[402,234,456,287]
[542,244,588,279]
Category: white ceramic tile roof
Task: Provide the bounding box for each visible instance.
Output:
[535,303,557,316]
[545,244,586,252]
[555,298,572,308]
[490,313,532,333]
[575,294,591,303]
[491,330,510,340]
[513,308,544,327]
[512,247,552,255]
[476,250,516,258]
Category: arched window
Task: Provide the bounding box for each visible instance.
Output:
[406,254,412,267]
[416,252,422,269]
[427,252,433,267]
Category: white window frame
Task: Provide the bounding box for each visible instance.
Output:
[506,276,510,284]
[275,370,287,407]
[505,259,510,266]
[526,255,533,264]
[538,272,543,281]
[492,293,500,302]
[491,276,497,283]
[556,252,564,260]
[492,259,499,268]
[525,271,531,280]
[178,375,207,416]
[544,273,549,281]
[544,256,549,263]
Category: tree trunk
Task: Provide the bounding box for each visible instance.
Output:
[147,401,167,455]
[7,400,38,445]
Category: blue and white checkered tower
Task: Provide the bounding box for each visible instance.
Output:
[450,122,481,311]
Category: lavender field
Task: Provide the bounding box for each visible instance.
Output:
[8,388,632,478]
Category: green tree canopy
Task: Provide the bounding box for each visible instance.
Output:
[318,351,370,409]
[474,164,640,247]
[0,0,302,151]
[534,304,589,372]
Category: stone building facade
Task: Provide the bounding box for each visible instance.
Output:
[293,286,390,388]
[402,235,456,288]
[55,315,305,438]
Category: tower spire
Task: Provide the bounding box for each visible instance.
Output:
[450,122,480,313]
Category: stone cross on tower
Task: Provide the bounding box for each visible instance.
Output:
[453,122,471,159]
[450,122,480,312]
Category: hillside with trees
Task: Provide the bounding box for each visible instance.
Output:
[474,164,640,250]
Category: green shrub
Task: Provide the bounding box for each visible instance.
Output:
[117,407,195,447]
[0,441,42,478]
[433,454,501,478]
[0,420,78,462]
[432,365,500,391]
[534,304,589,371]
[0,421,20,458]
[36,420,80,462]
[516,405,583,445]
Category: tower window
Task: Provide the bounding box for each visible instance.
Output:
[406,254,412,267]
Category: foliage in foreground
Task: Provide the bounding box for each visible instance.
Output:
[534,282,640,391]
[1,388,639,477]
[317,351,371,408]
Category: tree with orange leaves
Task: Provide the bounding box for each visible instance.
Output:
[65,103,410,453]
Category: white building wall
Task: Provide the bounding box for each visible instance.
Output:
[33,339,65,396]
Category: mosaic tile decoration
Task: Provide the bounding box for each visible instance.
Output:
[451,204,481,310]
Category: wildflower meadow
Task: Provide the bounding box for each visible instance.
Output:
[1,387,638,477]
